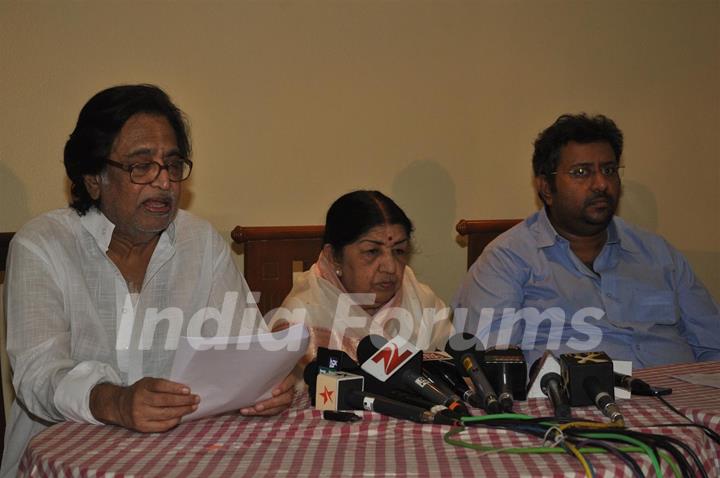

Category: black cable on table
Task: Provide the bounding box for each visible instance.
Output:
[574,439,644,478]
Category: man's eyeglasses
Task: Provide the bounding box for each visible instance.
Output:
[552,164,624,181]
[105,158,193,184]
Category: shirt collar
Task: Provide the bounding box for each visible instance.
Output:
[79,207,178,253]
[79,208,115,252]
[531,207,635,253]
[611,216,641,254]
[532,207,563,248]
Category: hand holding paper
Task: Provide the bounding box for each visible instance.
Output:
[169,323,309,421]
[240,373,297,416]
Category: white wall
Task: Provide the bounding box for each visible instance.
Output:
[1,0,718,302]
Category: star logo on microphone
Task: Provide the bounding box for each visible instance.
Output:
[320,386,334,405]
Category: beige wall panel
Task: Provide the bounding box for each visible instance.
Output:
[1,1,718,303]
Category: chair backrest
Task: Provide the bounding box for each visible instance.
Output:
[0,232,12,274]
[231,225,324,316]
[455,219,521,269]
[1,232,16,457]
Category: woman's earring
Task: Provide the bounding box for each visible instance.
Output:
[335,268,342,277]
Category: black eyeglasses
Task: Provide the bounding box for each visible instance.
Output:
[105,158,193,184]
[551,164,624,181]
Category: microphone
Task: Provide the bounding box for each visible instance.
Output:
[347,391,458,425]
[357,335,470,417]
[561,352,624,425]
[304,361,320,406]
[584,376,624,424]
[614,372,672,397]
[308,346,401,397]
[540,372,571,419]
[445,333,501,414]
[482,346,527,412]
[315,370,454,424]
[386,389,445,412]
[317,347,360,373]
[528,354,571,418]
[423,360,483,408]
[420,365,480,411]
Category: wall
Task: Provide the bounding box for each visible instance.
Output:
[1,0,718,303]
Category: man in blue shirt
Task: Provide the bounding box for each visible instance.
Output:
[453,113,720,368]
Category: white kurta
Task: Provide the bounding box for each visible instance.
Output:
[1,208,262,477]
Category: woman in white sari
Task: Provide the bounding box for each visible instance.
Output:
[270,190,452,369]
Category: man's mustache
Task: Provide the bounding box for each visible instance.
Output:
[584,192,615,208]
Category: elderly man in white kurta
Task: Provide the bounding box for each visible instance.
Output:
[1,85,295,477]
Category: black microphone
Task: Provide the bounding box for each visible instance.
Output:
[445,333,501,414]
[482,346,527,412]
[357,335,470,417]
[317,347,360,373]
[561,352,624,425]
[386,389,442,412]
[584,376,623,424]
[315,370,447,424]
[540,372,571,419]
[346,390,436,423]
[614,372,672,397]
[423,360,483,408]
[419,364,476,408]
[304,361,320,406]
[352,390,458,425]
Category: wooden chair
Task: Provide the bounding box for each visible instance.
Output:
[0,232,12,273]
[455,219,521,269]
[1,232,16,459]
[231,226,325,316]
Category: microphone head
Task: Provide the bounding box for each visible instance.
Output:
[317,347,360,372]
[526,351,561,399]
[540,372,562,395]
[304,361,319,387]
[357,335,388,363]
[444,333,484,359]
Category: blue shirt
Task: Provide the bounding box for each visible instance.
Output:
[452,208,720,369]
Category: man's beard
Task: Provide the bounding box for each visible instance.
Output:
[581,192,617,227]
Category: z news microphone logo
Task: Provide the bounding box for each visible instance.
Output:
[372,343,413,375]
[361,337,419,382]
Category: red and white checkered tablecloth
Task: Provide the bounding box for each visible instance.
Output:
[634,360,720,432]
[19,361,720,477]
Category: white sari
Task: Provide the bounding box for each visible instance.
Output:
[269,251,452,366]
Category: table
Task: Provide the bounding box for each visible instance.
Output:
[19,361,720,477]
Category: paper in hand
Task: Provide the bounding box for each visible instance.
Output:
[169,323,309,421]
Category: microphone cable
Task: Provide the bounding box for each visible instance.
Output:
[639,422,720,446]
[654,394,720,445]
[444,412,714,478]
[444,424,657,478]
[573,439,644,478]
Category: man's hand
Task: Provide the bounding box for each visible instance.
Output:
[240,373,296,416]
[90,378,200,433]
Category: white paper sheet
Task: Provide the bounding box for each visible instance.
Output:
[672,373,720,389]
[169,323,309,421]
